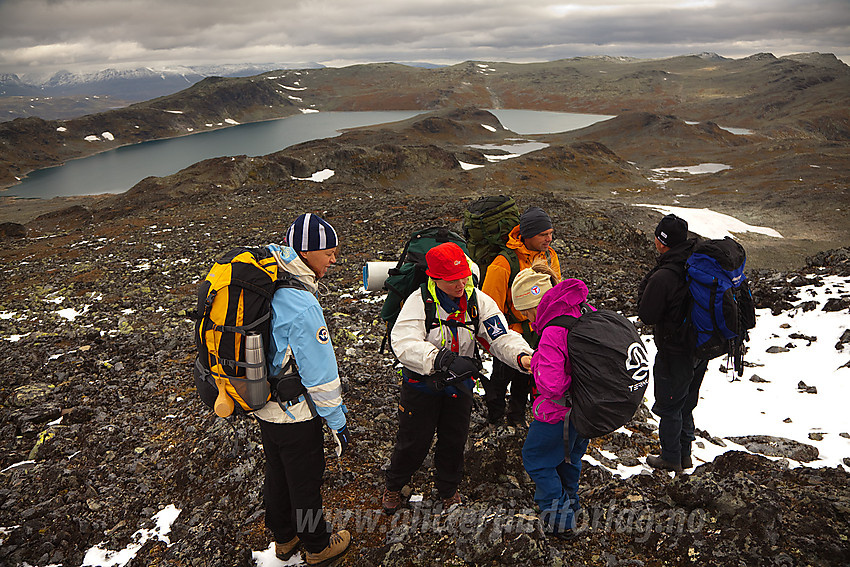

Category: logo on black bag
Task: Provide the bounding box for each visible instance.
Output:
[626,342,649,384]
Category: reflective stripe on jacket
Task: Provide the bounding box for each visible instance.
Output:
[252,245,347,430]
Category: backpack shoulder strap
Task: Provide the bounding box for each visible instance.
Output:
[540,303,592,333]
[499,249,522,286]
[661,261,687,279]
[500,248,550,334]
[466,289,480,333]
[421,284,480,334]
[275,271,310,292]
[541,314,578,333]
[498,249,523,326]
[422,284,439,332]
[664,261,693,329]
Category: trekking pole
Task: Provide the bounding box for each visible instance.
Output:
[733,339,745,377]
[332,438,347,481]
[727,340,742,380]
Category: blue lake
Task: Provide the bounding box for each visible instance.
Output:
[5,109,615,199]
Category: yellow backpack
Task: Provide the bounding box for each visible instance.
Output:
[193,247,282,417]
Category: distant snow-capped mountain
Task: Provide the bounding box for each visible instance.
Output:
[1,62,325,101]
[691,52,729,61]
[0,73,41,96]
[37,67,204,99]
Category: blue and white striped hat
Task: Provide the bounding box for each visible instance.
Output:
[286,213,338,252]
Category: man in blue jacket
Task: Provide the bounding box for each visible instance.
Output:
[253,213,352,566]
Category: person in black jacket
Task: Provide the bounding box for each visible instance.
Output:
[637,214,708,473]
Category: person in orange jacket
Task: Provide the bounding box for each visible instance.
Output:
[481,206,562,427]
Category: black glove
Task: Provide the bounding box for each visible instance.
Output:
[434,348,457,372]
[435,349,480,381]
[332,425,351,457]
[446,355,480,382]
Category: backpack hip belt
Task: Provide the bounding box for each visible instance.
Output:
[269,359,318,418]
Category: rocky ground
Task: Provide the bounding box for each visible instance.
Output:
[0,109,848,566]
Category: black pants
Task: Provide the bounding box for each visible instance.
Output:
[385,382,474,499]
[651,351,709,463]
[258,417,330,553]
[484,358,531,424]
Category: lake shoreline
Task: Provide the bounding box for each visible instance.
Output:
[2,109,434,199]
[0,109,616,199]
[0,109,313,194]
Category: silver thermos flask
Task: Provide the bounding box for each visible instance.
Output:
[244,331,270,408]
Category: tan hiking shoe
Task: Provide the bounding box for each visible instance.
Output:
[382,488,402,515]
[275,536,300,560]
[305,530,351,566]
[441,491,462,511]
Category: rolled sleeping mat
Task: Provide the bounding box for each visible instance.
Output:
[363,261,396,292]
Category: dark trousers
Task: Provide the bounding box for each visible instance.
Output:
[385,381,474,499]
[651,351,709,463]
[484,358,531,424]
[258,417,330,553]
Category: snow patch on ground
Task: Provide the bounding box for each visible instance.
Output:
[292,169,334,182]
[81,505,181,567]
[634,204,784,239]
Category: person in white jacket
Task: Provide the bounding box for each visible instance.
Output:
[382,241,534,515]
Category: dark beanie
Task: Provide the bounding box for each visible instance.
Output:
[519,207,553,239]
[286,213,338,252]
[655,214,688,247]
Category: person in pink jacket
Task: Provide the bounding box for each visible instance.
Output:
[512,266,592,540]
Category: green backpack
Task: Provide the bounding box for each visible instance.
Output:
[379,226,470,353]
[462,195,521,283]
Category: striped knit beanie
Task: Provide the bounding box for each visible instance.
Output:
[286,213,338,252]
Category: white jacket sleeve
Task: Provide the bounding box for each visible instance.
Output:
[475,289,533,371]
[390,291,441,376]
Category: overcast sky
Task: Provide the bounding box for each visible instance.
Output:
[1,0,848,78]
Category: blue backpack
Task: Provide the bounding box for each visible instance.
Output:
[686,237,756,373]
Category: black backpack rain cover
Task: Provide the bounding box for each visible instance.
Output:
[544,308,650,438]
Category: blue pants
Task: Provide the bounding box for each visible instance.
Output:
[522,419,589,531]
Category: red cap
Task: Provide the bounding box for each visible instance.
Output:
[425,242,472,281]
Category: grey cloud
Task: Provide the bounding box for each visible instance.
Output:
[0,0,847,75]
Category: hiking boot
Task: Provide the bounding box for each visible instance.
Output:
[305,530,351,567]
[441,491,463,511]
[275,536,301,561]
[382,488,402,515]
[681,454,694,469]
[646,454,683,473]
[545,527,577,541]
